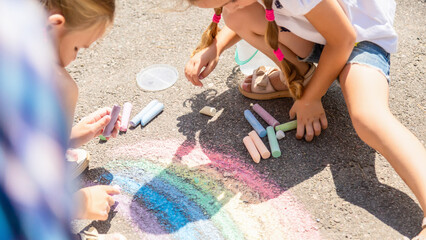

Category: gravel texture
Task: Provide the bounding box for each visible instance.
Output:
[70,0,425,239]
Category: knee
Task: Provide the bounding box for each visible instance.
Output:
[349,107,391,143]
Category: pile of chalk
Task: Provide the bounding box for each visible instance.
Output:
[243,103,297,163]
[100,99,164,140]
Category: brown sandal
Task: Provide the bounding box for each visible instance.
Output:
[238,63,316,100]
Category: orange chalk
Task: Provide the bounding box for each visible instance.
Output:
[248,130,271,159]
[243,136,261,163]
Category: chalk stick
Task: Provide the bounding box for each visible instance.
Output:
[267,126,281,158]
[141,102,164,126]
[129,99,159,127]
[243,136,261,163]
[275,120,297,132]
[99,135,107,141]
[199,106,216,117]
[252,103,280,127]
[244,110,266,138]
[248,130,270,159]
[103,104,121,137]
[119,102,132,132]
[276,130,285,140]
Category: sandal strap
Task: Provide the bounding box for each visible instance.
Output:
[302,63,316,87]
[253,66,281,90]
[422,217,426,229]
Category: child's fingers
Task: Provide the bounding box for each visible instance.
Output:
[106,195,115,207]
[87,107,111,123]
[199,60,216,81]
[295,120,305,140]
[313,120,322,136]
[185,61,203,86]
[92,115,111,135]
[304,123,315,142]
[101,185,121,196]
[289,108,296,120]
[99,210,108,221]
[320,114,328,129]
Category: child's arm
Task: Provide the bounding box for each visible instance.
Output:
[69,107,121,148]
[185,25,241,86]
[289,0,356,141]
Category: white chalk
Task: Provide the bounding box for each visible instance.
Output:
[199,106,216,117]
[130,100,159,127]
[276,130,285,140]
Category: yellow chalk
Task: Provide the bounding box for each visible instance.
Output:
[199,106,216,117]
[248,131,270,159]
[243,136,260,163]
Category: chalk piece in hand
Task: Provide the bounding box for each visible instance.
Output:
[103,104,121,137]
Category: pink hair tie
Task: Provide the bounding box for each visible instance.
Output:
[273,48,284,61]
[212,14,221,23]
[265,9,275,21]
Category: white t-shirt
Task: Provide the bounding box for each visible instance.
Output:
[259,0,398,53]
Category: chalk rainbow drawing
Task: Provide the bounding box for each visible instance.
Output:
[98,139,321,239]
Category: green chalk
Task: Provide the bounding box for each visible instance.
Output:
[275,120,297,132]
[99,135,107,141]
[267,126,281,158]
[194,178,199,184]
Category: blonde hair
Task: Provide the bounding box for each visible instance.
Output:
[191,2,304,99]
[191,7,223,57]
[263,0,304,99]
[40,0,115,31]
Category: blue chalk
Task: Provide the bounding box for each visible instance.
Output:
[141,102,164,126]
[130,99,159,127]
[244,110,266,137]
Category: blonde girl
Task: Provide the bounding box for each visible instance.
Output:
[185,0,426,238]
[41,0,125,239]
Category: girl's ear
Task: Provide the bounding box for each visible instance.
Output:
[48,14,65,29]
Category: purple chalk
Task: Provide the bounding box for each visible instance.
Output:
[103,104,121,137]
[252,103,279,127]
[120,102,132,132]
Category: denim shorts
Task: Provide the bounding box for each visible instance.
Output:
[298,41,391,82]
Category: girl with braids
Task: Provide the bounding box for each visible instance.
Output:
[40,0,126,238]
[185,0,426,237]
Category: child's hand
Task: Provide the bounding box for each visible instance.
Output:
[185,44,219,87]
[74,185,121,221]
[289,98,328,142]
[69,107,121,148]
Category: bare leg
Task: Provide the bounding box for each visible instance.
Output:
[340,64,426,236]
[222,3,314,91]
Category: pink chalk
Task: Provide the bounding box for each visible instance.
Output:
[252,103,279,127]
[243,136,261,163]
[120,102,132,132]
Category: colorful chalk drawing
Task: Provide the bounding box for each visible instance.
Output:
[99,139,321,239]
